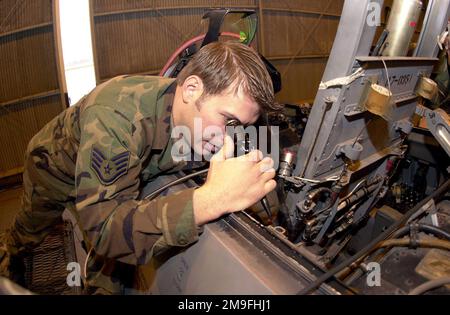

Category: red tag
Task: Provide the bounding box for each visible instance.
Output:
[410,21,417,27]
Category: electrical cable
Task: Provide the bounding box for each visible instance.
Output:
[341,179,367,201]
[392,224,450,241]
[381,58,392,95]
[374,238,450,251]
[296,178,450,295]
[342,223,450,285]
[144,169,208,200]
[408,277,450,295]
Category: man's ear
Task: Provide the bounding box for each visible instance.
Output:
[182,75,204,104]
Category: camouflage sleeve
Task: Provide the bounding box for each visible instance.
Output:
[75,105,201,265]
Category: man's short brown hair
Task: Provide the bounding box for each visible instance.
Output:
[177,41,281,113]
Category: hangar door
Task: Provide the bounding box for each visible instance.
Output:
[0,0,67,179]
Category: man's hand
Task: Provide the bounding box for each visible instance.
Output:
[193,136,277,226]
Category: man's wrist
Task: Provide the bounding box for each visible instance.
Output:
[193,185,225,226]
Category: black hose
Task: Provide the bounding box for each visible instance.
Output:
[144,169,208,200]
[374,238,450,251]
[297,178,450,295]
[393,224,450,241]
[408,277,450,295]
[344,223,450,285]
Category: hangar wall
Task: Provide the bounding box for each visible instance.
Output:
[90,0,344,104]
[0,0,67,179]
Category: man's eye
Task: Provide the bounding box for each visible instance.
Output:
[226,118,240,126]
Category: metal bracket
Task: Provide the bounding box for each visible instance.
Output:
[336,142,364,161]
[344,104,366,116]
[394,119,413,134]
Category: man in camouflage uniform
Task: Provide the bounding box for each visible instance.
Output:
[0,41,280,294]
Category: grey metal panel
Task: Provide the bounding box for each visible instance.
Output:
[313,58,436,177]
[151,223,281,294]
[414,0,450,57]
[319,0,383,81]
[283,0,447,231]
[149,219,339,295]
[287,56,436,223]
[293,0,383,180]
[285,0,384,215]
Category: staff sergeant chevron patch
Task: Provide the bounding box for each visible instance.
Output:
[90,146,130,185]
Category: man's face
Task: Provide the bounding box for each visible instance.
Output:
[174,78,260,159]
[193,90,260,158]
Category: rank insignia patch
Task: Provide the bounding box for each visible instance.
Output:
[91,146,130,185]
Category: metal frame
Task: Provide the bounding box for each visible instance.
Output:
[285,0,384,221]
[292,0,382,180]
[414,0,450,57]
[284,0,449,238]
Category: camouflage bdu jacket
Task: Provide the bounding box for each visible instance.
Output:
[26,76,202,265]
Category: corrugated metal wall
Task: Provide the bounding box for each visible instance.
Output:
[90,0,344,104]
[0,0,67,178]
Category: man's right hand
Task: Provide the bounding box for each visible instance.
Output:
[193,136,277,226]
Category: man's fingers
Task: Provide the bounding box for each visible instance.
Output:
[260,168,276,181]
[264,179,277,195]
[239,149,263,163]
[257,157,274,173]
